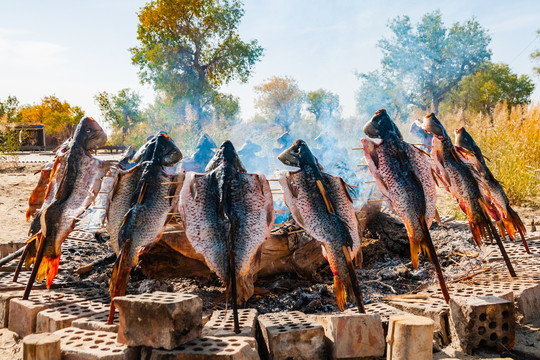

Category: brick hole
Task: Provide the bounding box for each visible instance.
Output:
[74,343,83,348]
[90,345,99,349]
[217,343,227,347]
[105,341,115,345]
[200,338,209,342]
[479,313,487,321]
[502,311,510,319]
[479,339,487,347]
[502,323,509,331]
[502,336,510,345]
[231,343,241,347]
[488,322,497,329]
[225,349,234,352]
[478,327,486,335]
[490,333,498,341]
[65,341,74,345]
[193,347,204,351]
[95,340,104,344]
[112,349,122,353]
[209,347,219,351]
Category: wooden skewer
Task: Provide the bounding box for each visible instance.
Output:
[352,148,362,150]
[165,212,181,216]
[357,217,367,221]
[365,181,376,183]
[268,179,279,181]
[275,210,290,213]
[162,181,182,185]
[410,143,432,148]
[357,164,369,167]
[163,230,185,234]
[272,193,284,195]
[288,229,306,235]
[164,195,180,199]
[356,210,366,212]
[368,199,389,202]
[91,207,107,210]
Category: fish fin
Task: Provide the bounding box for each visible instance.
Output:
[342,245,365,313]
[108,240,132,324]
[503,206,529,253]
[339,178,354,203]
[334,276,347,311]
[411,144,432,158]
[435,208,442,226]
[35,255,61,289]
[285,173,298,198]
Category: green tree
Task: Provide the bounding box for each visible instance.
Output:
[94,89,145,143]
[254,76,304,131]
[0,96,22,123]
[444,62,535,114]
[130,0,263,123]
[19,96,84,142]
[357,11,491,114]
[530,29,540,76]
[306,89,340,124]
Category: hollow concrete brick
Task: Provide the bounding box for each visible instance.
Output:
[203,309,258,349]
[449,295,516,354]
[147,336,259,359]
[312,313,385,359]
[258,311,325,360]
[0,290,23,328]
[114,291,202,350]
[71,311,119,333]
[54,326,139,360]
[36,299,110,333]
[9,288,100,337]
[23,332,61,360]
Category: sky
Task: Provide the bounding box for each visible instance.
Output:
[1,0,539,121]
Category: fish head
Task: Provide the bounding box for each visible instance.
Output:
[278,139,324,173]
[196,133,218,151]
[454,127,476,152]
[132,135,158,163]
[421,113,449,140]
[205,140,246,172]
[363,109,403,140]
[153,133,183,166]
[74,117,107,150]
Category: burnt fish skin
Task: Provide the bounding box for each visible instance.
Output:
[107,133,182,324]
[422,113,516,277]
[276,140,365,312]
[180,141,274,333]
[19,117,108,299]
[455,127,529,253]
[362,109,450,302]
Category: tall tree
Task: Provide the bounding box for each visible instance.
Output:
[444,62,535,114]
[130,0,263,123]
[0,96,21,123]
[530,29,540,77]
[19,96,84,141]
[254,76,303,131]
[306,89,340,124]
[95,89,145,143]
[357,11,491,114]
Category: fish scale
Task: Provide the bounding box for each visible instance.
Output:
[406,144,438,227]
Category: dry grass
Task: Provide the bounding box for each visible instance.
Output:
[439,102,540,205]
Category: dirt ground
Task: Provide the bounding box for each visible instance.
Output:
[0,164,42,245]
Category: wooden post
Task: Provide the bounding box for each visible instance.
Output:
[386,315,434,360]
[23,333,61,360]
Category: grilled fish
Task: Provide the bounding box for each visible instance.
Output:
[455,127,529,253]
[180,141,274,333]
[362,109,450,302]
[18,117,108,299]
[422,113,516,277]
[276,140,364,312]
[107,133,182,324]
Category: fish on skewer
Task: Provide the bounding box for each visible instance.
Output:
[180,141,274,333]
[107,133,182,324]
[17,117,108,299]
[454,127,529,253]
[361,109,450,303]
[275,140,365,312]
[421,113,516,277]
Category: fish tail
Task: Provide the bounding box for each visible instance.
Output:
[341,245,365,313]
[503,206,529,253]
[108,240,132,325]
[333,276,348,311]
[403,216,433,269]
[228,250,240,334]
[35,255,61,290]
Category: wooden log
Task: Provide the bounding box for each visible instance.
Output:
[386,315,434,360]
[23,333,61,360]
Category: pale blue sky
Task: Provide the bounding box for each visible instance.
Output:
[1,0,539,121]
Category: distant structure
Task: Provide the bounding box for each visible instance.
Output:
[0,123,46,151]
[180,133,217,173]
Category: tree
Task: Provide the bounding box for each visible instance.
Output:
[254,76,304,131]
[306,89,340,124]
[444,62,535,114]
[0,96,22,123]
[357,11,491,114]
[130,0,263,123]
[19,96,84,142]
[95,89,145,143]
[530,29,540,77]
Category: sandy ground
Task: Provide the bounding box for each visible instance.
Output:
[0,164,42,245]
